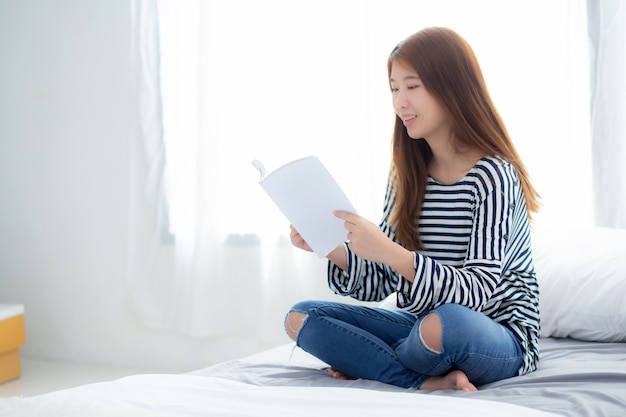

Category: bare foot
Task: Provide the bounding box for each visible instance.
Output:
[419,370,478,392]
[327,367,356,380]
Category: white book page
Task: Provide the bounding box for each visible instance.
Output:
[253,156,357,257]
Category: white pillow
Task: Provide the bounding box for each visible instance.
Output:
[533,226,626,342]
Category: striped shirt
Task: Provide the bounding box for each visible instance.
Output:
[328,156,540,375]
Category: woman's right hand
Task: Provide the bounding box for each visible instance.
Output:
[289,225,313,252]
[290,225,349,270]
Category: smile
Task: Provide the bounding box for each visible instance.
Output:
[402,115,417,126]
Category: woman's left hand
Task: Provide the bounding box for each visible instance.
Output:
[334,210,396,264]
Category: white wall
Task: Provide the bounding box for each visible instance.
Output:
[0,0,275,372]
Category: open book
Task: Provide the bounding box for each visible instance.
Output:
[252,156,357,257]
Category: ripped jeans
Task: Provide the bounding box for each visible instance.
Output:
[286,301,523,389]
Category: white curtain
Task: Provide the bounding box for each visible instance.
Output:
[128,0,593,346]
[587,0,626,229]
[128,0,175,329]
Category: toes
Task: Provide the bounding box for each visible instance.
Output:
[327,367,355,380]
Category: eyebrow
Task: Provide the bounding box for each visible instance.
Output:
[389,75,421,83]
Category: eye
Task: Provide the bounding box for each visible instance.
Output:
[390,87,399,93]
[408,84,420,90]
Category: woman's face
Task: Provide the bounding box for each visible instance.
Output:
[389,60,451,142]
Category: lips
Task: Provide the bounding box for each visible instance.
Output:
[401,115,417,127]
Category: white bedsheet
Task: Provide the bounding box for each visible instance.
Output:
[0,373,560,417]
[196,338,626,417]
[2,337,625,417]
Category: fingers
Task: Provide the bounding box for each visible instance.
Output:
[289,225,313,252]
[289,225,300,243]
[334,211,361,236]
[290,224,306,238]
[333,210,358,224]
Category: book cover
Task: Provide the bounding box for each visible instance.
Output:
[252,156,357,257]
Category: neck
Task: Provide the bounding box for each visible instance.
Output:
[427,139,485,185]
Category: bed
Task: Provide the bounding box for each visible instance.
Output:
[1,227,625,417]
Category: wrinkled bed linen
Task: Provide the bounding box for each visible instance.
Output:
[0,338,623,417]
[194,337,626,417]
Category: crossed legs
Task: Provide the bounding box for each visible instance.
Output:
[285,306,475,391]
[285,301,522,391]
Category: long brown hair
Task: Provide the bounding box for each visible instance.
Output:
[387,27,540,250]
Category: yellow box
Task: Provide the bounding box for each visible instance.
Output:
[0,304,26,384]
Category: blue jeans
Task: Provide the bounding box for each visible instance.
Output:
[287,301,523,389]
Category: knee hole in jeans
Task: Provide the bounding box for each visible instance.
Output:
[285,311,307,341]
[419,312,442,353]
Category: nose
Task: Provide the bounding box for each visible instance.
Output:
[394,90,408,110]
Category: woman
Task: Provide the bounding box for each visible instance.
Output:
[285,27,540,392]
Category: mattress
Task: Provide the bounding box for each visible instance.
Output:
[1,337,624,417]
[196,337,626,417]
[1,226,625,416]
